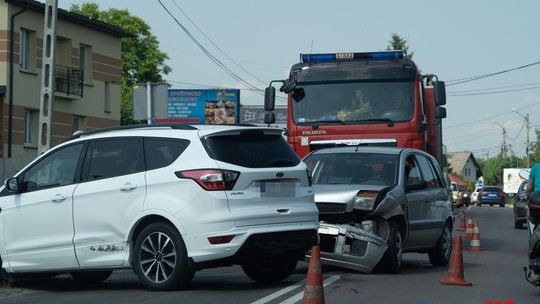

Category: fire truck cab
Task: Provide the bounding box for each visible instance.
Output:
[264,50,447,167]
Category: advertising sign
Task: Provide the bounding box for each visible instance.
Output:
[160,89,240,124]
[503,168,528,193]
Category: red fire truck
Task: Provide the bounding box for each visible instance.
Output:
[264,50,447,166]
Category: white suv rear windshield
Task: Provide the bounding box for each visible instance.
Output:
[203,130,300,168]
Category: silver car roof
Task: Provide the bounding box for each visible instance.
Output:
[308,146,407,156]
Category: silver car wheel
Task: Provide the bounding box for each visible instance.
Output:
[139,232,177,284]
[442,226,452,259]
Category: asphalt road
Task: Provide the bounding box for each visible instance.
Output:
[1,206,539,304]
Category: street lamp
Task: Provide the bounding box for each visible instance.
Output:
[491,120,507,157]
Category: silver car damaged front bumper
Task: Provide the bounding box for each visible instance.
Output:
[310,222,388,273]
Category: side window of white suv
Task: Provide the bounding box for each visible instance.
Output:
[23,143,84,192]
[87,138,144,181]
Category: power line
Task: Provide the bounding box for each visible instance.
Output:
[157,0,286,101]
[447,85,540,97]
[157,0,262,93]
[166,79,258,90]
[447,82,540,94]
[446,59,540,87]
[444,130,499,145]
[169,0,269,86]
[161,45,289,70]
[444,128,499,141]
[444,100,540,129]
[507,120,526,141]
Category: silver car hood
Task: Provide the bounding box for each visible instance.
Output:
[313,184,388,208]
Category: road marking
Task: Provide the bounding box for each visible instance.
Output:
[279,275,340,304]
[249,279,305,304]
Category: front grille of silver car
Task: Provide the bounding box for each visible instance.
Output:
[315,202,347,214]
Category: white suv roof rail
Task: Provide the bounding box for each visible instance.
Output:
[66,124,199,141]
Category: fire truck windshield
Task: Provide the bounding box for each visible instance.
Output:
[291,81,414,124]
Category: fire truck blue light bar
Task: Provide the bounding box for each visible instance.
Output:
[300,51,404,63]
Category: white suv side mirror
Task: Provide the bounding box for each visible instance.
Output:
[6,177,21,193]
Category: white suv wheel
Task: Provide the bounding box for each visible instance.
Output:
[139,232,177,284]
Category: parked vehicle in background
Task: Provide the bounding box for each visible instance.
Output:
[450,182,461,208]
[471,187,482,203]
[513,180,528,229]
[304,147,453,274]
[461,189,471,206]
[0,125,319,290]
[450,182,470,208]
[477,186,505,207]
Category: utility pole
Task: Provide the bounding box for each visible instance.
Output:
[491,120,507,157]
[502,128,507,157]
[37,0,58,154]
[512,108,532,167]
[525,113,530,167]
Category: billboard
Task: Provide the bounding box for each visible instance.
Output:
[503,168,528,193]
[158,89,240,124]
[240,105,287,129]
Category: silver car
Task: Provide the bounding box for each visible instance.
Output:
[304,147,453,273]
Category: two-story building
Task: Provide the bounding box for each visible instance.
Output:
[0,0,129,158]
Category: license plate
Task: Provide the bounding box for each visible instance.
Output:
[489,194,497,197]
[319,226,340,235]
[259,181,295,198]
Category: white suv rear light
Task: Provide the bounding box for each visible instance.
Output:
[176,169,239,191]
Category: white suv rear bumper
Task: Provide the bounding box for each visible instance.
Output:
[184,221,319,263]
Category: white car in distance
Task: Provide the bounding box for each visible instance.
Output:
[471,187,482,203]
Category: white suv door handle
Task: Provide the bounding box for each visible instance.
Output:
[120,183,137,192]
[51,194,67,203]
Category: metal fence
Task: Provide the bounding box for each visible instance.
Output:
[55,65,83,97]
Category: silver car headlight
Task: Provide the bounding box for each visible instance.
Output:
[354,191,378,211]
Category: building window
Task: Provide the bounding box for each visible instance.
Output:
[24,110,35,146]
[104,82,111,113]
[79,44,93,84]
[20,30,30,70]
[72,115,86,133]
[20,29,36,72]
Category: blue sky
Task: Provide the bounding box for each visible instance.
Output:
[60,0,540,158]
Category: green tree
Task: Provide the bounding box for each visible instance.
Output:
[386,33,414,59]
[529,129,540,165]
[479,155,524,186]
[70,3,171,124]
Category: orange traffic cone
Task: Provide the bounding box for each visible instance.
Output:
[464,216,474,239]
[456,211,466,231]
[303,246,325,304]
[440,235,472,286]
[467,221,483,251]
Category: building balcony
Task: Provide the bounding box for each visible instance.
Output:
[55,65,83,97]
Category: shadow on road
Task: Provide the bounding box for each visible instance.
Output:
[9,270,307,293]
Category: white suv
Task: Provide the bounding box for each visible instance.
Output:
[0,125,318,290]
